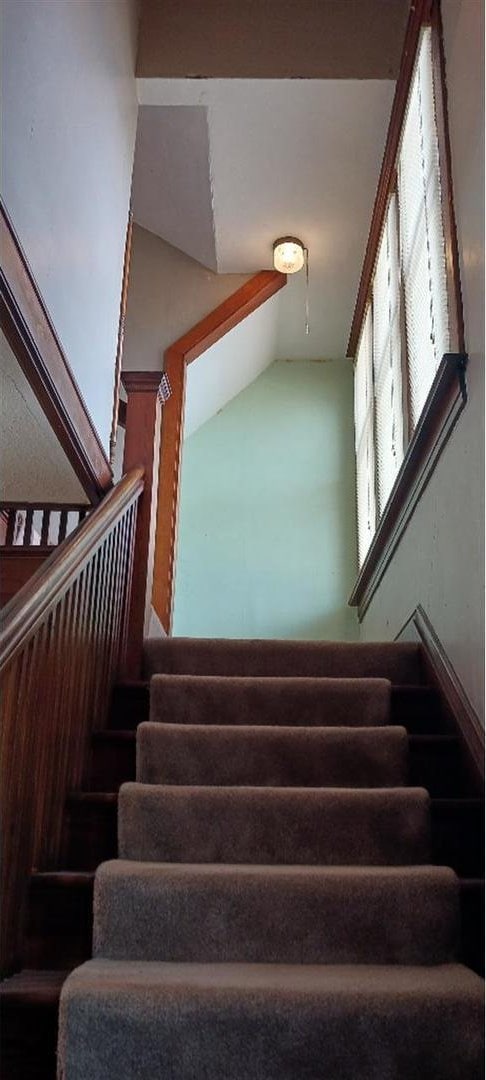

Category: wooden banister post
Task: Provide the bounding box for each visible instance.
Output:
[121,372,164,678]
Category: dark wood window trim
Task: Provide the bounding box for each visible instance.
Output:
[348,0,466,618]
[350,352,467,618]
[0,201,113,503]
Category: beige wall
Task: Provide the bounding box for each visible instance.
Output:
[122,225,250,371]
[137,0,408,80]
[0,332,87,504]
[2,0,140,452]
[360,0,485,725]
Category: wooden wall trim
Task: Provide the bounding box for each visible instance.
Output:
[347,0,433,358]
[0,202,113,503]
[398,604,484,782]
[121,373,164,677]
[110,211,133,465]
[152,269,287,633]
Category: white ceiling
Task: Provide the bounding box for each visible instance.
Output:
[134,78,395,359]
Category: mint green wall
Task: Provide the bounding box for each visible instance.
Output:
[173,359,358,640]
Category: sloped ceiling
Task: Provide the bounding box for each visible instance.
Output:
[133,79,395,361]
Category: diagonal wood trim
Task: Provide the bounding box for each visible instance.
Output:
[398,605,484,783]
[110,211,133,465]
[152,269,286,632]
[0,202,112,503]
[347,0,434,358]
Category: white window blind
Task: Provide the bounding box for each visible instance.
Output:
[354,307,376,567]
[372,194,404,515]
[398,27,450,430]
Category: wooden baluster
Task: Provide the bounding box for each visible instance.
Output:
[5,510,15,545]
[22,508,34,546]
[58,509,68,543]
[121,373,163,678]
[40,509,50,546]
[0,472,143,973]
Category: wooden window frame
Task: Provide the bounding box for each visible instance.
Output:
[347,0,466,620]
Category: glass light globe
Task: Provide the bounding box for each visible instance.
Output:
[273,237,305,274]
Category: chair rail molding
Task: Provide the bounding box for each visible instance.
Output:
[397,604,484,782]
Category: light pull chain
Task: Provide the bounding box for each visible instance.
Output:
[304,246,310,335]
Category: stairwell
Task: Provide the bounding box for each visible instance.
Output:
[3,637,482,1078]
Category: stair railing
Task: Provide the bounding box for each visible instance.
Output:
[0,502,90,548]
[0,467,144,974]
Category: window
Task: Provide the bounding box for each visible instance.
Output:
[354,26,451,570]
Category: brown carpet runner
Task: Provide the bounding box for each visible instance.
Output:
[58,638,484,1079]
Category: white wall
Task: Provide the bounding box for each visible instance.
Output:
[360,0,485,724]
[122,225,250,370]
[2,0,140,452]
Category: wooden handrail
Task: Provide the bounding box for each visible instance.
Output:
[0,467,145,974]
[0,468,143,673]
[0,501,89,511]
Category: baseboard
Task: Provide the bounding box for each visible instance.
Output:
[397,604,484,782]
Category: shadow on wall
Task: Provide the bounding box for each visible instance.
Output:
[173,359,358,641]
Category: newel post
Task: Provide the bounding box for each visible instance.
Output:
[121,372,165,678]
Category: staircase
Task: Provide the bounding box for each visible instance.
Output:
[2,638,484,1078]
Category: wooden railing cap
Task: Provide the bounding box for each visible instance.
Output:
[0,468,144,673]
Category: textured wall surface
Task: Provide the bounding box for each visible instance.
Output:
[123,225,250,371]
[173,359,358,641]
[2,0,140,451]
[359,0,485,725]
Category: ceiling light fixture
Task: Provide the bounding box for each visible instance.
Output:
[273,236,305,275]
[273,236,310,335]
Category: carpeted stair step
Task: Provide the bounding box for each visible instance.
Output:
[149,674,392,728]
[93,861,458,965]
[118,784,430,866]
[144,637,424,683]
[89,729,464,796]
[108,681,444,734]
[58,959,484,1080]
[136,722,408,788]
[62,790,482,875]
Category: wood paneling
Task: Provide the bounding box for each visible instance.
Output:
[0,549,53,608]
[122,373,164,677]
[152,269,287,633]
[0,201,112,503]
[0,468,143,974]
